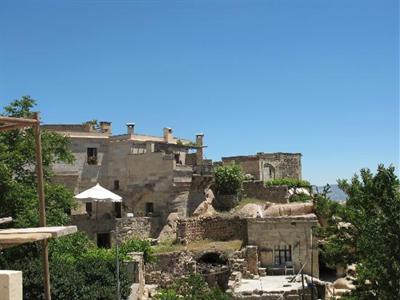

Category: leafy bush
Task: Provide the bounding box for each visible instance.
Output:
[119,238,155,263]
[265,178,311,188]
[0,233,133,300]
[289,193,312,203]
[214,164,244,195]
[154,274,229,300]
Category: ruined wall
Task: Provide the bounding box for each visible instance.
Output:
[243,181,289,203]
[116,217,161,241]
[259,153,302,181]
[247,216,319,277]
[177,216,247,243]
[222,153,302,182]
[145,251,196,286]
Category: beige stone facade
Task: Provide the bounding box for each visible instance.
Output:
[43,122,211,244]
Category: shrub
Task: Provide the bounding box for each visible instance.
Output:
[214,164,244,195]
[0,234,159,299]
[119,238,155,263]
[154,274,229,300]
[289,193,312,203]
[265,178,311,188]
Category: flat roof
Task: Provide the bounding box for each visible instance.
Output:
[222,152,302,160]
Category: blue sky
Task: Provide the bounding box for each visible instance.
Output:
[0,0,398,185]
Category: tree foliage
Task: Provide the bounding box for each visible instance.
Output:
[214,164,244,195]
[0,96,75,227]
[315,165,400,299]
[119,238,155,263]
[154,274,229,300]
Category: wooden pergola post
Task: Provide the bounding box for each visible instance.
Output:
[33,112,51,300]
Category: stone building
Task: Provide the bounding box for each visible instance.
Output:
[247,214,319,277]
[43,121,212,245]
[222,152,302,181]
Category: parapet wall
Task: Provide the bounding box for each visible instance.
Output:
[243,181,289,203]
[177,216,247,243]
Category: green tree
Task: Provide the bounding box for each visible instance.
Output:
[0,96,75,227]
[214,164,244,195]
[318,165,400,299]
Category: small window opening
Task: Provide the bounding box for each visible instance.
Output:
[145,202,154,216]
[114,202,122,218]
[86,202,93,216]
[87,147,98,165]
[114,180,120,190]
[97,232,111,248]
[274,245,292,265]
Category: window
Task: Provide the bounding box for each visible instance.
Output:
[97,232,111,248]
[114,180,120,190]
[130,144,146,155]
[87,148,98,165]
[114,202,122,218]
[85,202,93,216]
[145,202,154,216]
[274,245,292,265]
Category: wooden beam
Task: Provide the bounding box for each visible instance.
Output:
[0,123,33,131]
[0,232,52,244]
[0,116,37,125]
[0,226,77,238]
[0,217,12,224]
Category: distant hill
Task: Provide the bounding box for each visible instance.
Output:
[313,184,347,202]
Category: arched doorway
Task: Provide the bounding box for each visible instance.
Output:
[263,163,275,181]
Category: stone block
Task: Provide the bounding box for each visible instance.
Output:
[0,270,22,300]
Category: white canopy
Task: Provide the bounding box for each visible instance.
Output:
[74,183,122,203]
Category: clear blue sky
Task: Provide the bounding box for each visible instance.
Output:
[0,0,398,185]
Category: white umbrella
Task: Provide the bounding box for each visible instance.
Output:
[74,183,122,203]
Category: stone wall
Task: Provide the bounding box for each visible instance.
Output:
[145,251,196,286]
[222,152,302,181]
[71,214,116,241]
[259,153,302,180]
[177,216,247,243]
[243,181,289,203]
[223,156,260,180]
[116,217,161,241]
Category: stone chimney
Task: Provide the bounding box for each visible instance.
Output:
[163,127,173,143]
[196,133,204,164]
[126,123,135,135]
[99,121,112,134]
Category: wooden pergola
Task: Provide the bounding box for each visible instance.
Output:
[0,114,77,300]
